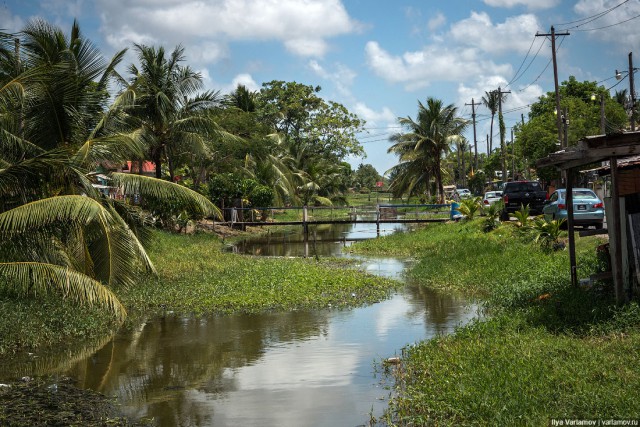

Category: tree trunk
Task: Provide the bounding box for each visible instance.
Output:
[489,114,494,154]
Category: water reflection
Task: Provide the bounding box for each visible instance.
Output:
[58,285,475,427]
[228,220,408,258]
[2,221,478,426]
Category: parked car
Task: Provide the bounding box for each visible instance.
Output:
[483,191,503,206]
[500,180,547,220]
[542,188,604,229]
[456,188,472,199]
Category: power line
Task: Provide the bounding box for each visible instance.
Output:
[571,12,640,32]
[556,0,631,30]
[505,36,540,88]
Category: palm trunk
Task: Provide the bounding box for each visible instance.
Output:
[434,158,444,204]
[489,114,494,154]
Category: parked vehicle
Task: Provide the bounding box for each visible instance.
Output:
[483,191,503,206]
[456,188,472,199]
[500,181,547,220]
[542,188,604,229]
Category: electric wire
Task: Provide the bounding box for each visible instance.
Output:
[554,0,630,27]
[557,0,631,31]
[505,36,540,88]
[571,12,640,32]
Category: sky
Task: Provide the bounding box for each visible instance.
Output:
[1,0,639,175]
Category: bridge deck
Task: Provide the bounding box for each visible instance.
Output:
[219,218,448,227]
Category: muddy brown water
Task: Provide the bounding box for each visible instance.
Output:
[6,221,478,426]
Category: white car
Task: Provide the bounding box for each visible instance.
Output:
[456,188,472,199]
[483,191,503,206]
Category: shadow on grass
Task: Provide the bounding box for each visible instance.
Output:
[508,282,640,336]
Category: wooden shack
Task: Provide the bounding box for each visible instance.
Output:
[538,131,640,305]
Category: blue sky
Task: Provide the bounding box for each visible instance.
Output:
[1,0,639,175]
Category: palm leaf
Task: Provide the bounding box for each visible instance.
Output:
[0,262,126,322]
[110,172,221,219]
[0,195,112,233]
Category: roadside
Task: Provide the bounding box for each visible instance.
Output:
[349,219,640,425]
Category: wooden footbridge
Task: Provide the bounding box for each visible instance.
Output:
[218,204,455,235]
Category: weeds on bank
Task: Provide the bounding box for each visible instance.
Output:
[118,231,401,317]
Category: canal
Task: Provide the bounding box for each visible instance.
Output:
[7,220,478,426]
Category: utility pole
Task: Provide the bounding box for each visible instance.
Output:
[562,107,569,149]
[629,52,636,131]
[496,86,511,182]
[511,128,516,180]
[465,98,479,170]
[537,26,570,147]
[600,94,606,135]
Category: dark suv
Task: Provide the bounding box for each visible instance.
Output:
[500,181,547,221]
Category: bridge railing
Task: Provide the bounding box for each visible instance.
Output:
[219,204,454,224]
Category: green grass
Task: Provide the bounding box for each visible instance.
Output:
[0,293,118,356]
[351,219,640,426]
[118,231,400,317]
[387,312,640,426]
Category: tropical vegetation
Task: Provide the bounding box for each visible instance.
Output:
[0,19,371,320]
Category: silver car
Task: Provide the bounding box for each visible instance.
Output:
[542,188,604,229]
[483,191,503,206]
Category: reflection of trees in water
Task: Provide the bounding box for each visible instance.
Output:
[0,333,116,379]
[64,310,331,426]
[403,285,473,335]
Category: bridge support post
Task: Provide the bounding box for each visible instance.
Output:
[303,205,309,237]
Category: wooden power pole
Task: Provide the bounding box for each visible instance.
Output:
[466,98,479,170]
[536,26,570,147]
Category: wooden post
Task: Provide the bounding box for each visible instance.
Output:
[303,206,309,237]
[376,204,380,236]
[610,157,626,305]
[566,169,577,287]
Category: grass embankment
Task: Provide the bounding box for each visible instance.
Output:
[349,220,640,425]
[0,230,399,358]
[119,231,399,317]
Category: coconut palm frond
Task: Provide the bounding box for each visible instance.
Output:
[0,195,112,234]
[0,262,126,322]
[73,129,146,167]
[103,203,156,276]
[110,172,220,219]
[0,130,45,161]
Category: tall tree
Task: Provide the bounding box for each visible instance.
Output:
[389,98,467,203]
[125,44,222,180]
[0,20,219,321]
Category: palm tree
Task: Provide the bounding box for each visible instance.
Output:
[614,89,628,108]
[224,84,258,113]
[481,90,507,154]
[388,98,467,203]
[125,44,222,181]
[0,21,219,322]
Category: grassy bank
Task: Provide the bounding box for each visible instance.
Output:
[349,219,640,425]
[119,231,400,317]
[0,230,399,358]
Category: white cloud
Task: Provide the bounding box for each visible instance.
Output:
[41,0,84,18]
[308,60,356,97]
[428,12,446,32]
[574,0,640,50]
[483,0,559,9]
[352,102,396,125]
[96,0,361,60]
[365,41,511,91]
[450,12,541,55]
[0,8,24,32]
[219,73,261,95]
